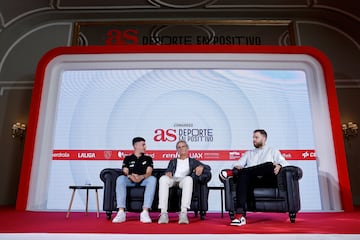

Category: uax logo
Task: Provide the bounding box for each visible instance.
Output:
[153,128,177,142]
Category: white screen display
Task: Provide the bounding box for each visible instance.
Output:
[47,68,321,211]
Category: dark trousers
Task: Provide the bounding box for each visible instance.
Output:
[235,162,277,214]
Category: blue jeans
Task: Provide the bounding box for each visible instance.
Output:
[115,175,157,209]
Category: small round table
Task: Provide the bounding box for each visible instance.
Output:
[66,185,103,218]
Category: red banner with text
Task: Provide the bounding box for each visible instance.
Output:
[52,149,316,161]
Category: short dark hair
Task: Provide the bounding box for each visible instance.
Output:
[253,129,267,139]
[132,137,145,145]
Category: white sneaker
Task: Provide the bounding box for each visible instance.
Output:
[140,210,152,223]
[112,211,126,223]
[158,212,169,224]
[230,215,246,226]
[178,212,189,224]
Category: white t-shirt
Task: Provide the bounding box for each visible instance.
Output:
[174,158,190,178]
[233,145,289,168]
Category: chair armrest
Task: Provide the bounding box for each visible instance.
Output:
[282,166,303,180]
[152,168,167,180]
[99,168,122,212]
[277,166,302,212]
[100,168,123,183]
[278,166,303,182]
[219,168,234,183]
[221,174,236,212]
[191,164,212,184]
[277,166,302,190]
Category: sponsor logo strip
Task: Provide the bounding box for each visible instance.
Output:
[52,149,316,161]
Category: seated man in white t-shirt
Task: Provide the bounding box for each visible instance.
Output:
[157,140,208,224]
[230,129,289,226]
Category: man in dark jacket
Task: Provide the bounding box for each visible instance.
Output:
[157,140,210,224]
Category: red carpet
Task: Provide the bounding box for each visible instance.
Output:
[1,207,360,234]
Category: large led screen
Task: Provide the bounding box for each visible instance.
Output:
[17,46,351,212]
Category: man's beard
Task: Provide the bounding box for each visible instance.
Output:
[254,142,264,148]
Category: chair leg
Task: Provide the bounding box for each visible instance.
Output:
[106,211,112,220]
[200,211,205,220]
[289,212,296,223]
[95,189,100,218]
[194,210,198,217]
[85,189,89,215]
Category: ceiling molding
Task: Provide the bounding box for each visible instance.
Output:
[0,22,72,74]
[0,0,358,30]
[335,79,360,89]
[0,81,33,96]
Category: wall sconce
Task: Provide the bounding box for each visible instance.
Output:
[11,122,26,139]
[342,121,358,140]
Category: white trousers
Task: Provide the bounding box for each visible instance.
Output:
[158,175,193,212]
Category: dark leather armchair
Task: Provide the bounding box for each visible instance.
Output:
[220,166,302,223]
[100,167,211,220]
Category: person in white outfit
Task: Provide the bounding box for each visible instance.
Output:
[157,140,209,224]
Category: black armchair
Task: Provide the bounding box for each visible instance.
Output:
[220,166,302,223]
[100,167,211,220]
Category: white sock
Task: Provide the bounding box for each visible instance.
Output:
[181,208,187,213]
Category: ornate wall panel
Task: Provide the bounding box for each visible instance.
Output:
[73,20,294,46]
[56,0,310,9]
